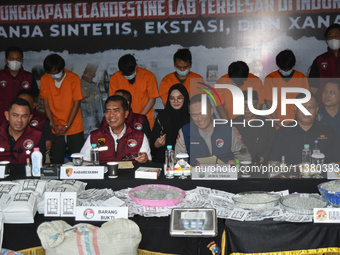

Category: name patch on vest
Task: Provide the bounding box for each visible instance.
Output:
[23,139,34,150]
[127,139,137,148]
[30,120,38,127]
[0,81,6,88]
[321,62,328,70]
[22,81,30,89]
[215,138,224,148]
[134,123,143,130]
[190,141,200,145]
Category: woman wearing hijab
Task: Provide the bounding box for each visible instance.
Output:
[151,84,190,163]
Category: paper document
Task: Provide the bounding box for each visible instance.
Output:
[196,156,225,164]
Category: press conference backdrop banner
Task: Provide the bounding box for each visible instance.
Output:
[0,0,339,51]
[0,0,339,132]
[1,0,338,79]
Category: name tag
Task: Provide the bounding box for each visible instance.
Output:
[76,206,128,221]
[60,166,104,179]
[98,146,108,151]
[326,163,340,179]
[191,164,238,180]
[0,166,5,178]
[314,208,340,223]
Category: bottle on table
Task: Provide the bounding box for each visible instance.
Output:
[235,159,240,170]
[280,155,287,168]
[164,145,174,179]
[301,144,311,178]
[235,159,240,177]
[91,143,99,166]
[31,147,42,177]
[25,158,32,177]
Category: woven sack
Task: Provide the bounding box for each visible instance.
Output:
[37,218,141,255]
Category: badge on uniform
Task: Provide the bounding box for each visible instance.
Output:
[134,123,143,130]
[97,138,106,146]
[22,81,30,89]
[321,62,328,70]
[215,138,224,148]
[0,81,6,88]
[23,139,34,150]
[127,139,137,148]
[30,120,39,127]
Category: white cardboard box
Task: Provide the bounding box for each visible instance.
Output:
[135,167,161,179]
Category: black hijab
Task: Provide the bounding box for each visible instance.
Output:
[160,83,190,146]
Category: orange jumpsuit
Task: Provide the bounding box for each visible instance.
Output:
[215,73,265,119]
[109,67,159,129]
[159,71,204,106]
[264,70,310,122]
[40,69,84,135]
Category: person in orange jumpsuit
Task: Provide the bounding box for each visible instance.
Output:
[159,48,204,106]
[109,54,159,129]
[40,54,84,164]
[264,49,309,129]
[215,61,265,120]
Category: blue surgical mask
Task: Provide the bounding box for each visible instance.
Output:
[279,69,293,76]
[123,72,136,80]
[176,68,190,77]
[50,71,64,80]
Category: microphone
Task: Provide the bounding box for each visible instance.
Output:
[10,148,23,162]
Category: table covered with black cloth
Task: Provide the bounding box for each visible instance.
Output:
[224,219,340,255]
[1,163,338,255]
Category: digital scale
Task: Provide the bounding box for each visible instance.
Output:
[170,208,217,237]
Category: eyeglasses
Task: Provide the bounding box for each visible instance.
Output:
[169,96,184,103]
[121,154,138,161]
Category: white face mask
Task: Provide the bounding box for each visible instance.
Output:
[279,69,293,76]
[327,39,340,51]
[50,71,64,80]
[123,72,136,80]
[176,68,190,77]
[7,60,22,71]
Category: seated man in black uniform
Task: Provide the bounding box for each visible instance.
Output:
[0,98,45,163]
[269,93,340,165]
[80,95,151,163]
